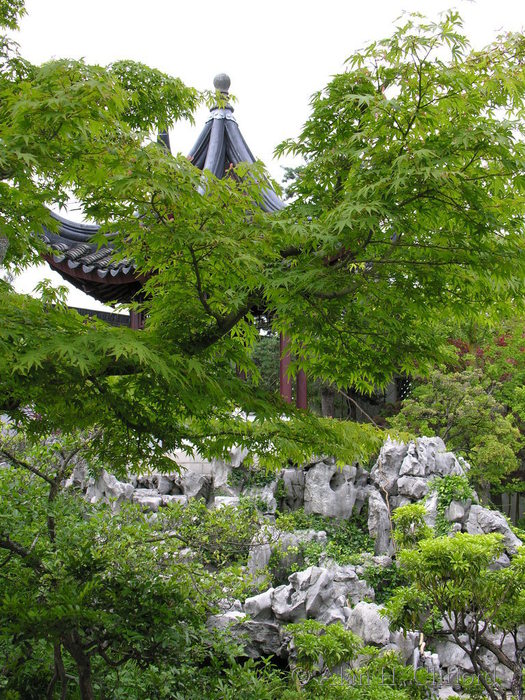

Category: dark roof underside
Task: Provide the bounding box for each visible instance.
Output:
[43,103,283,304]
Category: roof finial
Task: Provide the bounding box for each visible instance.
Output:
[213,73,231,95]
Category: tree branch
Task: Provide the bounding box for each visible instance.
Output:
[0,448,54,486]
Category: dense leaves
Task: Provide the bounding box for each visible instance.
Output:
[386,534,525,700]
[274,12,525,391]
[2,3,525,697]
[389,362,523,493]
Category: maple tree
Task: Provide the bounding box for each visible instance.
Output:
[2,2,525,697]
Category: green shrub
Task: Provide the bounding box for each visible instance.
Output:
[362,563,409,604]
[429,475,476,536]
[392,504,433,549]
[287,620,362,687]
[165,498,260,568]
[275,509,374,563]
[228,463,277,490]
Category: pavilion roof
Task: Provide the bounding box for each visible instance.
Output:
[43,74,284,304]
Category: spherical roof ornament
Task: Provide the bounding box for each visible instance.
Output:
[213,73,231,95]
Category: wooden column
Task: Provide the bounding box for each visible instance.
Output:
[130,311,144,330]
[279,333,292,403]
[296,369,308,410]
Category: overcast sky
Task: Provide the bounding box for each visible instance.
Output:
[11,0,524,310]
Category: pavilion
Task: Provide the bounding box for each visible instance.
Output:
[41,74,307,409]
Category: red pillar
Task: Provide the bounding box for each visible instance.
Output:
[279,333,292,403]
[296,369,308,410]
[130,311,144,330]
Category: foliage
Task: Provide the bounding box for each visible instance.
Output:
[1,0,386,473]
[0,429,287,697]
[362,563,409,604]
[286,626,432,700]
[287,620,362,687]
[228,462,277,490]
[2,7,525,472]
[0,0,24,28]
[0,432,211,699]
[389,366,522,492]
[250,333,281,393]
[275,508,374,563]
[391,503,433,549]
[347,649,434,700]
[161,497,260,568]
[274,12,525,393]
[303,674,414,700]
[429,474,476,535]
[386,533,525,700]
[3,3,525,696]
[451,315,525,427]
[202,657,301,700]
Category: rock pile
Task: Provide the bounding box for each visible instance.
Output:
[68,436,523,692]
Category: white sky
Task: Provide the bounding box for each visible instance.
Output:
[10,0,524,311]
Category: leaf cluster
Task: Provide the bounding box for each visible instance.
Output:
[389,366,522,491]
[273,12,525,391]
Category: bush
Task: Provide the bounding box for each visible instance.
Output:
[429,475,475,536]
[275,508,374,564]
[392,504,433,549]
[165,497,261,568]
[388,367,522,493]
[362,563,409,604]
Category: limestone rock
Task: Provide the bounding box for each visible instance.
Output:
[207,459,231,490]
[132,493,162,512]
[229,445,249,468]
[318,606,346,625]
[465,505,522,554]
[86,470,134,506]
[371,437,466,499]
[490,552,511,570]
[346,602,390,646]
[433,639,473,672]
[64,462,88,489]
[304,462,359,519]
[207,609,245,631]
[245,481,277,514]
[370,439,408,495]
[424,492,438,529]
[176,472,211,500]
[290,566,335,618]
[241,620,287,658]
[367,491,391,555]
[244,588,274,621]
[271,584,306,622]
[445,499,470,523]
[281,468,305,511]
[212,496,240,509]
[397,476,428,500]
[389,630,419,664]
[247,527,327,581]
[160,494,188,507]
[271,566,336,623]
[144,474,173,495]
[326,564,375,604]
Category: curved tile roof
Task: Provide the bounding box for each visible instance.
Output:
[43,76,284,304]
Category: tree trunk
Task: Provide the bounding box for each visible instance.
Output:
[63,637,94,700]
[77,660,94,700]
[510,658,523,700]
[321,384,335,418]
[46,643,68,700]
